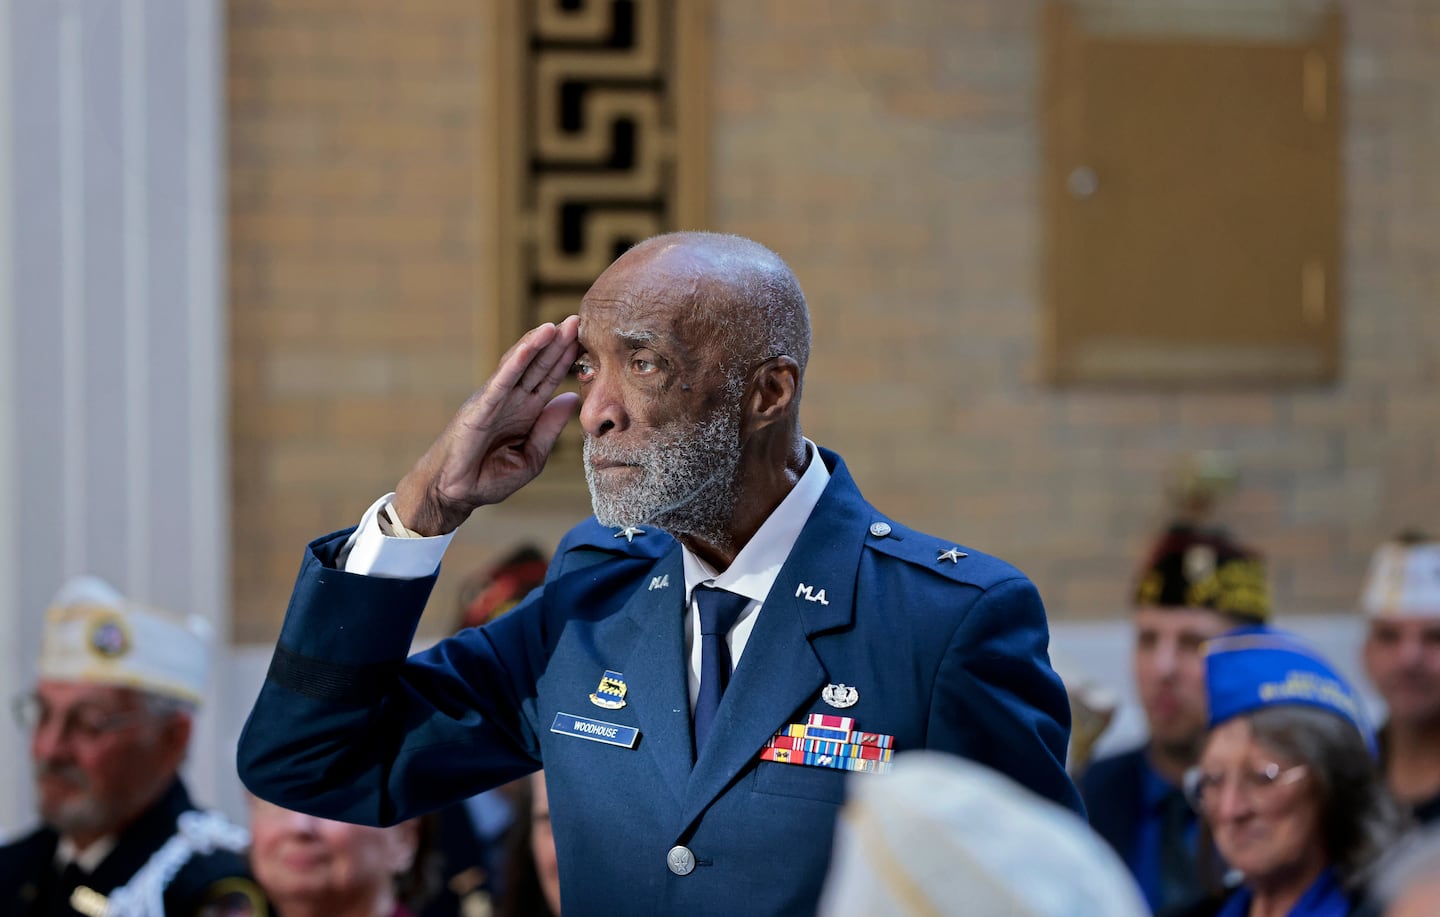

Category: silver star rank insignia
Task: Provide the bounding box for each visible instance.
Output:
[615,526,646,543]
[937,546,968,564]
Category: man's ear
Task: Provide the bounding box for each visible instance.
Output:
[743,356,800,433]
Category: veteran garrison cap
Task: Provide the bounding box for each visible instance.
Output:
[39,575,212,706]
[1203,625,1375,755]
[457,544,550,630]
[1359,532,1440,619]
[1133,524,1270,622]
[819,751,1148,917]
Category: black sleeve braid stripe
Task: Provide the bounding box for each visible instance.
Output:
[266,644,401,705]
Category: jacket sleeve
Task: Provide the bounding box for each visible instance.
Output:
[926,575,1086,816]
[236,529,547,826]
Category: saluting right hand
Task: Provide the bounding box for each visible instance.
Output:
[390,316,581,536]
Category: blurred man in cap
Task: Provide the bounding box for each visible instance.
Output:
[1080,526,1271,915]
[820,751,1148,917]
[0,576,265,917]
[1361,532,1440,825]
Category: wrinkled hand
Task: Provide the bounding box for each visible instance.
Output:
[392,316,581,536]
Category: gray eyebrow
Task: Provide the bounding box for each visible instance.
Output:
[614,328,660,349]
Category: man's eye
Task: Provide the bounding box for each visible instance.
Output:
[631,358,657,374]
[572,360,595,382]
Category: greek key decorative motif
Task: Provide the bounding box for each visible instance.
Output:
[498,0,709,338]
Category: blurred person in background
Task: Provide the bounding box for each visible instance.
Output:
[0,576,264,917]
[819,750,1149,917]
[1359,534,1440,826]
[455,545,551,634]
[249,797,434,917]
[1050,647,1119,780]
[1081,525,1272,914]
[423,545,551,917]
[1176,628,1406,917]
[497,773,559,917]
[1365,826,1440,917]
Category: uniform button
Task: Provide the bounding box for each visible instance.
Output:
[869,522,892,537]
[667,845,696,876]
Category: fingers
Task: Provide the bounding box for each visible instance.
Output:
[527,392,581,465]
[487,322,558,395]
[518,315,579,394]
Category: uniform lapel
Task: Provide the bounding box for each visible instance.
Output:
[681,464,867,827]
[616,546,694,806]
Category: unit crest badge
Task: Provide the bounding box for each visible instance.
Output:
[589,670,628,710]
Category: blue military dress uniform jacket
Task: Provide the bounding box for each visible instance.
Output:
[1083,744,1220,916]
[239,449,1080,916]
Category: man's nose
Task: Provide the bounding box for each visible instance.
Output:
[1397,635,1426,667]
[278,809,322,833]
[578,370,628,437]
[31,717,72,761]
[1153,642,1180,677]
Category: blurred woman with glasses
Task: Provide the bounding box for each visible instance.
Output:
[1172,627,1407,917]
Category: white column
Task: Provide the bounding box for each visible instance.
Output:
[0,0,24,843]
[0,0,231,839]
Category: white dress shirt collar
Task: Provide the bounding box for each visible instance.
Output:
[681,439,830,602]
[56,834,116,874]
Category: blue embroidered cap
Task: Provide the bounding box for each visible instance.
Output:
[1204,625,1376,756]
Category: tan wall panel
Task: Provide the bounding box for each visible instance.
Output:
[230,0,1440,642]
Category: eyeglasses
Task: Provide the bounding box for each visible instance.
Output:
[1182,761,1308,814]
[12,693,145,743]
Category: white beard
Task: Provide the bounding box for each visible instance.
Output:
[583,408,742,547]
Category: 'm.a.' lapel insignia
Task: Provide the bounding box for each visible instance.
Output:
[614,526,646,543]
[937,546,968,564]
[589,670,628,709]
[796,583,830,605]
[822,683,858,708]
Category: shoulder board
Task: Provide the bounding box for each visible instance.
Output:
[861,517,1026,590]
[551,516,674,579]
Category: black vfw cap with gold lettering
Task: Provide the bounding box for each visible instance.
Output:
[1132,524,1271,623]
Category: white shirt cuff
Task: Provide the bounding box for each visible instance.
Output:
[341,493,455,579]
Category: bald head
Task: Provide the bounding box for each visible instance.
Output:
[619,232,811,387]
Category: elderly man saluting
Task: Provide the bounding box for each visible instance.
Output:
[238,232,1080,915]
[2,577,264,917]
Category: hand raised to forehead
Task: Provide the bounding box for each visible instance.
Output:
[391,316,581,536]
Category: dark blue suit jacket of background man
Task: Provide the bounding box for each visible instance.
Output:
[238,449,1082,916]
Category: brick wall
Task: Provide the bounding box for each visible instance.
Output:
[229,0,1440,641]
[229,0,587,643]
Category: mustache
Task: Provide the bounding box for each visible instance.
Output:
[583,437,657,467]
[584,437,642,460]
[35,761,90,787]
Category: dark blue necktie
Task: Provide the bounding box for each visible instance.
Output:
[693,585,750,753]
